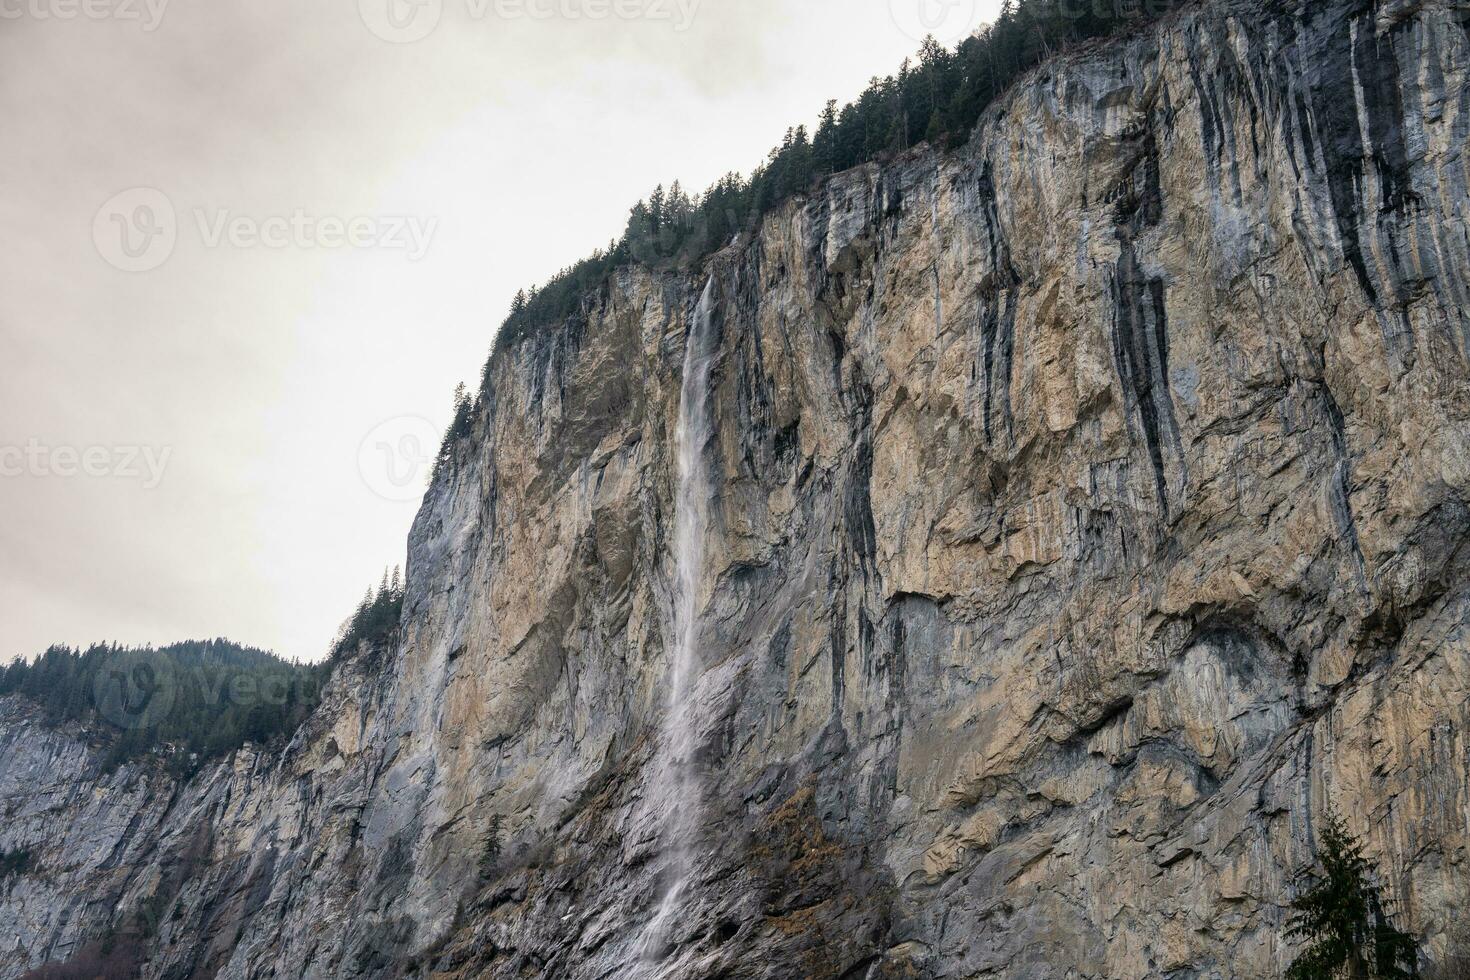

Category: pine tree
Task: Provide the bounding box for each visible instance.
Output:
[892,59,913,150]
[1286,812,1419,979]
[925,108,945,144]
[648,184,666,230]
[434,382,476,479]
[479,813,504,879]
[814,99,839,175]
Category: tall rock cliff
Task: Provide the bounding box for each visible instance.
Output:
[3,0,1470,976]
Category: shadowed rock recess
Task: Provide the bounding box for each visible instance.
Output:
[4,0,1470,975]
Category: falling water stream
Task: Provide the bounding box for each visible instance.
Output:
[639,276,719,965]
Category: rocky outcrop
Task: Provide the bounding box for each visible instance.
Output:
[3,0,1469,976]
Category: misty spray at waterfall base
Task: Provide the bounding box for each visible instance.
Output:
[639,277,720,964]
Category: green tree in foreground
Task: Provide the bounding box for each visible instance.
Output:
[1286,812,1419,979]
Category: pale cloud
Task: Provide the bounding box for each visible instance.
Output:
[0,0,1000,661]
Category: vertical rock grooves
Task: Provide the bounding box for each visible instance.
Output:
[977,159,1020,448]
[1107,123,1182,520]
[3,1,1470,977]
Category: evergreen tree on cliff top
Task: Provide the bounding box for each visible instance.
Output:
[1286,812,1419,979]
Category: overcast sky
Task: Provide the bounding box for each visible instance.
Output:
[0,0,1000,662]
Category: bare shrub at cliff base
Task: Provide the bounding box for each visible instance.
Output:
[1423,916,1470,980]
[1286,812,1420,979]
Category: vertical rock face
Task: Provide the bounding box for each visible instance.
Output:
[2,0,1469,976]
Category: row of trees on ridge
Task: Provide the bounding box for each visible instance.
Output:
[487,0,1172,362]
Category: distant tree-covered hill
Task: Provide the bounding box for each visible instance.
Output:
[0,639,326,773]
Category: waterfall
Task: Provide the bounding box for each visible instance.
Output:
[639,276,719,964]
